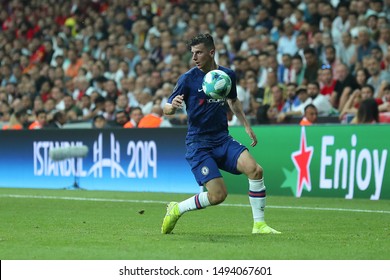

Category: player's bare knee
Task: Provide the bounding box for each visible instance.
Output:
[208,190,227,205]
[248,164,263,180]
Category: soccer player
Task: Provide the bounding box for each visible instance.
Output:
[161,33,280,234]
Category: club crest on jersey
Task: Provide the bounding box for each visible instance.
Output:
[201,166,209,176]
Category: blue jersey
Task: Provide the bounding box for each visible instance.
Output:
[168,66,237,147]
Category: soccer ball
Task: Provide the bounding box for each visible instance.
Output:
[202,70,232,99]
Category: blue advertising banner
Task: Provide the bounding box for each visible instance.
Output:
[0,128,199,194]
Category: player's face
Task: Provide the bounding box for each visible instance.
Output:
[191,43,214,72]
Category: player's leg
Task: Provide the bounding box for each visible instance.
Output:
[237,150,281,234]
[237,150,266,222]
[161,151,222,234]
[176,177,226,214]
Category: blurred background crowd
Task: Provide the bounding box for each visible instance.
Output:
[0,0,390,129]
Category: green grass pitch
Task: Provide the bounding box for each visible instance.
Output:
[0,188,389,260]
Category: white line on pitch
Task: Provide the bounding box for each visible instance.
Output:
[1,194,389,214]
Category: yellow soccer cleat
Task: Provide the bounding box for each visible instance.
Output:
[161,202,181,234]
[252,222,281,234]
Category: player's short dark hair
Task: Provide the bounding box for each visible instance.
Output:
[187,33,215,50]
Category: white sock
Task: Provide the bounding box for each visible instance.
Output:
[248,178,266,223]
[178,192,211,214]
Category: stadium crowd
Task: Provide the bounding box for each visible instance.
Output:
[0,0,390,129]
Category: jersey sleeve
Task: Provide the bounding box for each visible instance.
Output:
[226,69,237,100]
[167,74,187,104]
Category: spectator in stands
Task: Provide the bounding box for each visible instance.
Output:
[2,109,28,130]
[137,90,154,115]
[379,85,390,122]
[332,63,360,111]
[303,47,320,84]
[63,94,82,121]
[92,115,107,129]
[281,82,300,114]
[277,86,312,123]
[113,110,129,128]
[138,105,172,128]
[277,20,298,58]
[50,86,65,111]
[331,2,350,46]
[28,109,47,129]
[371,46,386,70]
[356,98,379,124]
[72,76,89,102]
[324,45,342,79]
[355,27,379,66]
[377,24,390,56]
[43,98,56,122]
[307,81,334,116]
[379,85,390,111]
[84,94,105,121]
[0,101,11,123]
[340,84,382,123]
[295,32,309,64]
[366,12,380,39]
[102,98,117,121]
[300,104,318,126]
[78,95,93,121]
[64,49,83,79]
[366,56,390,97]
[290,55,305,86]
[116,94,131,115]
[256,52,269,88]
[338,32,356,69]
[266,85,286,123]
[278,54,292,84]
[319,64,337,98]
[104,79,121,101]
[355,68,371,90]
[46,111,67,129]
[123,106,143,128]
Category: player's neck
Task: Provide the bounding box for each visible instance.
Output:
[204,61,218,73]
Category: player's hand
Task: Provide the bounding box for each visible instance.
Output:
[172,95,184,109]
[246,127,257,147]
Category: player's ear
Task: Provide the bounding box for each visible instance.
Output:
[210,48,215,57]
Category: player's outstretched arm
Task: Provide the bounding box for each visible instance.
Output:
[228,98,258,147]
